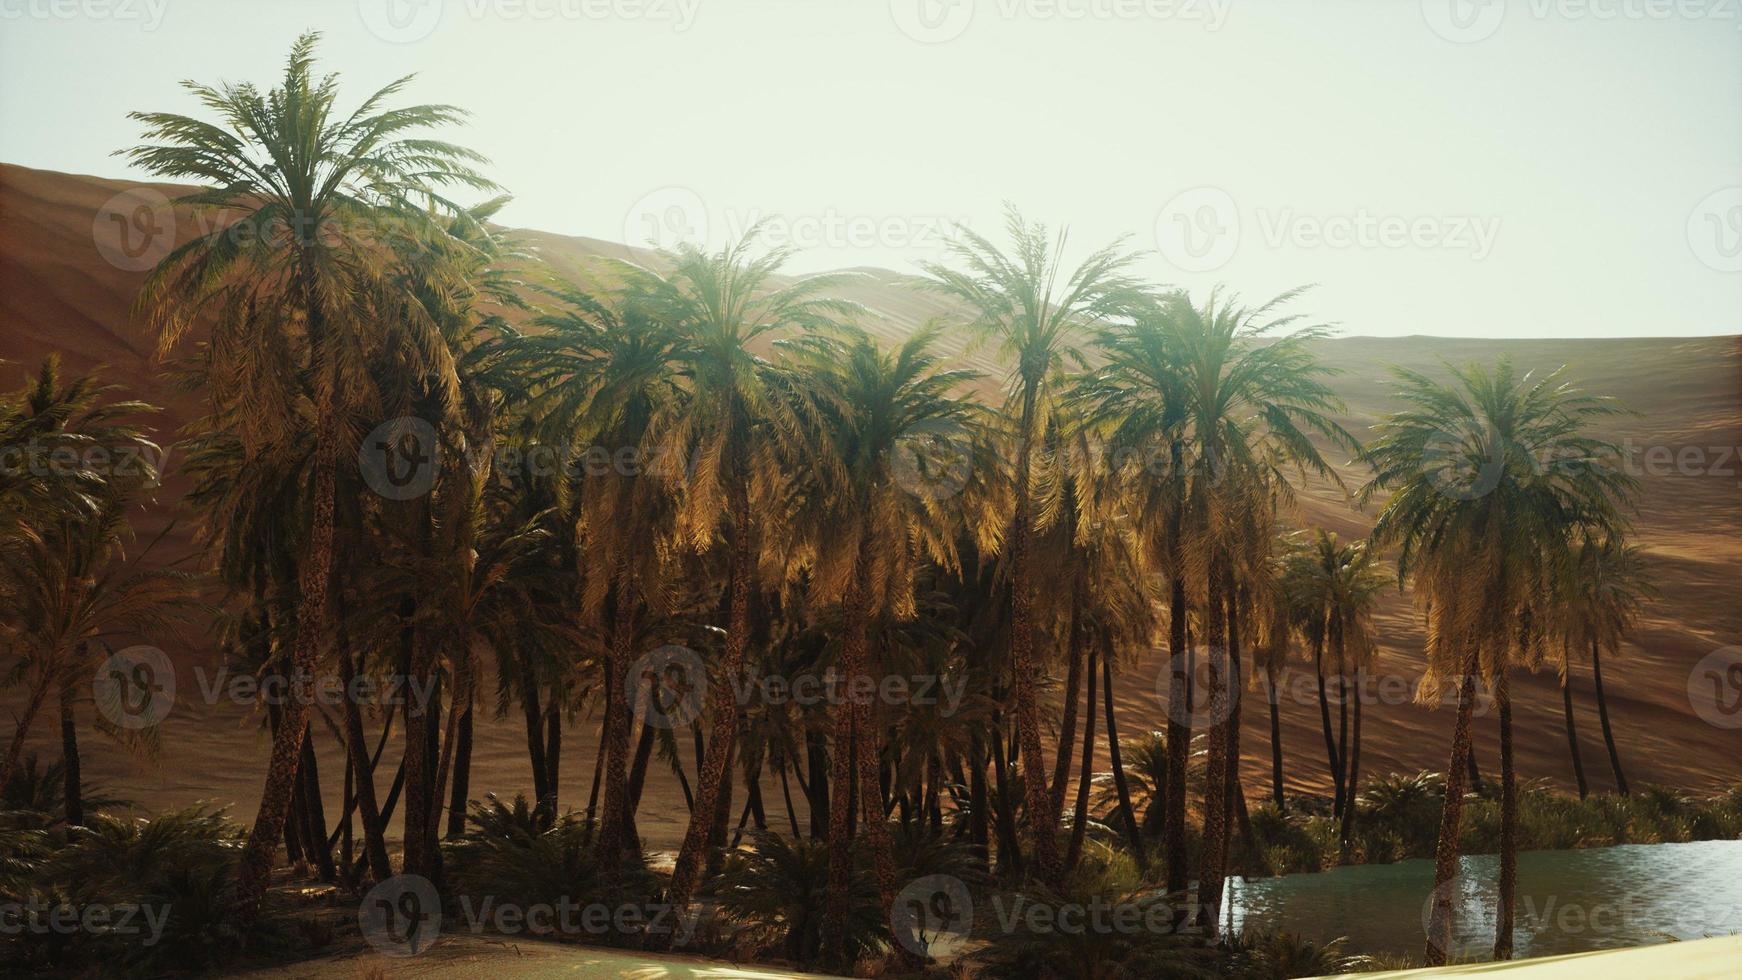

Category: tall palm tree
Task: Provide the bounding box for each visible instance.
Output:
[621,234,862,913]
[1360,358,1631,964]
[920,207,1147,884]
[123,32,495,913]
[1150,288,1356,934]
[1323,538,1387,857]
[782,324,978,959]
[514,284,685,860]
[1551,532,1653,796]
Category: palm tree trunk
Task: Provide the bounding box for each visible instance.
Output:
[1049,600,1086,824]
[1560,646,1589,799]
[59,676,82,826]
[1313,630,1342,817]
[544,683,563,813]
[236,345,340,920]
[968,734,990,871]
[1066,637,1099,872]
[1163,565,1191,905]
[597,574,640,858]
[0,676,53,798]
[518,653,549,807]
[1466,743,1485,796]
[1590,641,1628,795]
[1222,579,1245,881]
[446,691,474,839]
[336,619,392,881]
[1334,621,1349,819]
[807,729,830,839]
[1494,667,1518,960]
[989,724,1022,876]
[667,467,754,913]
[1006,394,1061,885]
[1267,667,1285,811]
[1338,668,1363,860]
[1424,658,1481,966]
[1103,643,1147,870]
[1195,568,1231,936]
[299,724,336,882]
[779,762,802,837]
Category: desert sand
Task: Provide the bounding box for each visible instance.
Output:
[3,162,1738,852]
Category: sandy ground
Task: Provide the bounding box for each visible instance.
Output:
[226,933,845,979]
[2,163,1740,852]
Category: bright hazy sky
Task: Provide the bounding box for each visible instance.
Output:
[2,0,1739,338]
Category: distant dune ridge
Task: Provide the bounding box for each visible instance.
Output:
[3,162,1738,847]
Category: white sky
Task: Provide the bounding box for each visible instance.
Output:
[2,0,1739,338]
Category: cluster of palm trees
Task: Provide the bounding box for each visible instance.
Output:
[0,33,1658,970]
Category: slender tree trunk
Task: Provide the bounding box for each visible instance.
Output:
[597,576,640,858]
[1267,667,1284,811]
[299,724,336,882]
[336,622,392,881]
[236,353,339,920]
[1339,668,1363,860]
[668,468,754,913]
[1561,662,1589,800]
[519,654,549,807]
[1590,641,1628,796]
[779,763,802,838]
[1195,568,1231,935]
[58,676,82,826]
[1050,601,1086,824]
[544,684,563,813]
[1334,621,1349,819]
[1466,743,1485,796]
[0,677,52,798]
[1221,579,1245,881]
[968,734,990,872]
[585,706,606,825]
[1006,397,1061,886]
[446,693,474,839]
[1424,659,1481,967]
[806,729,830,839]
[1163,561,1191,905]
[989,724,1022,876]
[1494,667,1518,960]
[1066,637,1100,872]
[1313,629,1342,818]
[1103,645,1146,870]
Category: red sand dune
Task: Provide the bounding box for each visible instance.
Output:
[3,163,1738,849]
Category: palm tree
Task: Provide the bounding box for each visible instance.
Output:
[513,284,685,860]
[1360,358,1631,964]
[1280,531,1350,815]
[122,32,495,913]
[783,324,978,959]
[1323,538,1387,857]
[1146,288,1356,934]
[620,233,862,913]
[1551,533,1653,796]
[920,207,1147,884]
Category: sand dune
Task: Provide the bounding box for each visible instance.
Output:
[2,162,1738,850]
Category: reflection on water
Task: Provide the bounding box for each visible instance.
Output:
[1226,839,1742,959]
